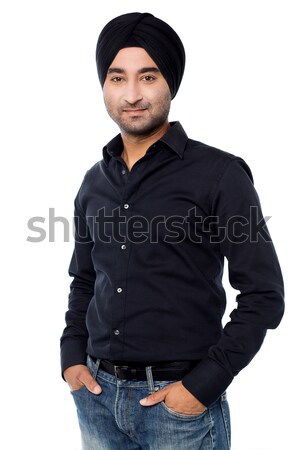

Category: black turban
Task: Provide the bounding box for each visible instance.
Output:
[95,12,185,99]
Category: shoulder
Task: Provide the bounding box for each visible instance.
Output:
[186,138,237,162]
[75,160,103,206]
[80,160,103,188]
[85,160,102,179]
[186,138,253,180]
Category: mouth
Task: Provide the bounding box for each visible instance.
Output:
[123,108,147,115]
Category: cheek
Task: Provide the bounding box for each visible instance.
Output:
[151,89,171,109]
[148,82,171,103]
[103,91,118,112]
[103,83,119,106]
[156,80,171,100]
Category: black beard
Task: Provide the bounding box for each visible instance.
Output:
[112,103,170,137]
[119,114,169,137]
[104,90,171,138]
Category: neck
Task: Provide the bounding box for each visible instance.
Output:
[120,121,170,171]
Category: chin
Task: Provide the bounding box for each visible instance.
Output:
[119,118,166,136]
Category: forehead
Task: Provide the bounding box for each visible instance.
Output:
[109,47,159,70]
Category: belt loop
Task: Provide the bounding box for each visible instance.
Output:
[94,358,101,379]
[89,355,101,379]
[146,366,158,394]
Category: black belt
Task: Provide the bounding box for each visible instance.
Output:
[90,356,199,381]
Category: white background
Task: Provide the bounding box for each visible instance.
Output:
[1,1,299,449]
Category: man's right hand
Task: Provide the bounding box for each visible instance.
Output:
[63,364,102,395]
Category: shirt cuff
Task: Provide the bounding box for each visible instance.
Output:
[60,338,88,380]
[181,358,234,407]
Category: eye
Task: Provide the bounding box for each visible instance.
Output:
[142,75,156,82]
[110,77,124,83]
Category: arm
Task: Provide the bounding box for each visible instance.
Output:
[181,158,285,407]
[60,183,96,377]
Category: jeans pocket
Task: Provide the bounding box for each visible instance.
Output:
[159,399,208,420]
[70,385,87,395]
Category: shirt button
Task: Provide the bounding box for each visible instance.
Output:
[121,169,126,175]
[114,329,120,335]
[121,244,126,250]
[124,203,129,209]
[117,287,122,293]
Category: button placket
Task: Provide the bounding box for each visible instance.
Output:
[111,159,147,358]
[111,194,133,355]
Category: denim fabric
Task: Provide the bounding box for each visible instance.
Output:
[71,355,231,450]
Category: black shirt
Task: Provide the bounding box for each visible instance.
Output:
[60,121,284,406]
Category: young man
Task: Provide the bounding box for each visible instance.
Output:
[61,12,284,450]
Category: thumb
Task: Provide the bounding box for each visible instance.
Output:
[80,370,102,395]
[140,388,167,406]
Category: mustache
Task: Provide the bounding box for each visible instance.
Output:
[121,102,150,110]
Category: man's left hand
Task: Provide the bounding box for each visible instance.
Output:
[139,380,207,415]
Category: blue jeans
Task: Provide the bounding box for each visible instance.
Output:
[71,355,231,450]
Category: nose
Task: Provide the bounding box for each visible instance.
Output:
[123,80,143,105]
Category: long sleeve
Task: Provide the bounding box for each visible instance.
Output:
[181,157,284,406]
[60,182,96,376]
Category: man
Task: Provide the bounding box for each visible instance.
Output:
[60,12,284,450]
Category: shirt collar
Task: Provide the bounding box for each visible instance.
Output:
[102,121,188,166]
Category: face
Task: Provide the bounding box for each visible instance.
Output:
[103,47,171,136]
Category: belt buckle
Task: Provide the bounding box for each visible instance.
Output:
[114,365,139,380]
[114,365,129,379]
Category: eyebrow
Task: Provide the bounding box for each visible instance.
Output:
[107,67,161,75]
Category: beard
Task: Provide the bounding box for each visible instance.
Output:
[104,92,171,137]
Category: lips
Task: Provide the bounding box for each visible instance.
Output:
[123,108,147,112]
[123,108,148,116]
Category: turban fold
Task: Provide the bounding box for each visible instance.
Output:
[96,12,185,99]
